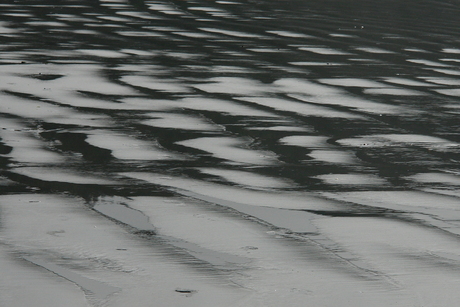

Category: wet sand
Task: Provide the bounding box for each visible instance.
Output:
[1,0,460,306]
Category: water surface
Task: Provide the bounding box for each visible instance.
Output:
[1,0,460,306]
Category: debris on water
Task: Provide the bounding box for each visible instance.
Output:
[134,229,156,236]
[175,288,197,296]
[46,230,65,236]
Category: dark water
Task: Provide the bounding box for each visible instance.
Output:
[2,0,460,194]
[1,0,460,305]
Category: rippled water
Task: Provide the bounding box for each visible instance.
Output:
[1,0,460,306]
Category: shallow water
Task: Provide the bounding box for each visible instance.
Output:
[1,0,460,306]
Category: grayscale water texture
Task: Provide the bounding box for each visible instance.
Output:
[1,0,460,306]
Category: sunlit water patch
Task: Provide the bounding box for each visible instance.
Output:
[308,150,360,164]
[318,78,387,88]
[354,47,394,54]
[279,135,330,148]
[337,134,460,150]
[194,77,274,96]
[404,172,460,186]
[85,132,185,161]
[313,173,388,186]
[198,168,293,189]
[299,46,353,55]
[12,167,118,185]
[176,136,278,165]
[141,112,223,131]
[237,96,363,119]
[0,119,65,164]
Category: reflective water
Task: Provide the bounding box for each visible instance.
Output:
[1,0,460,306]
